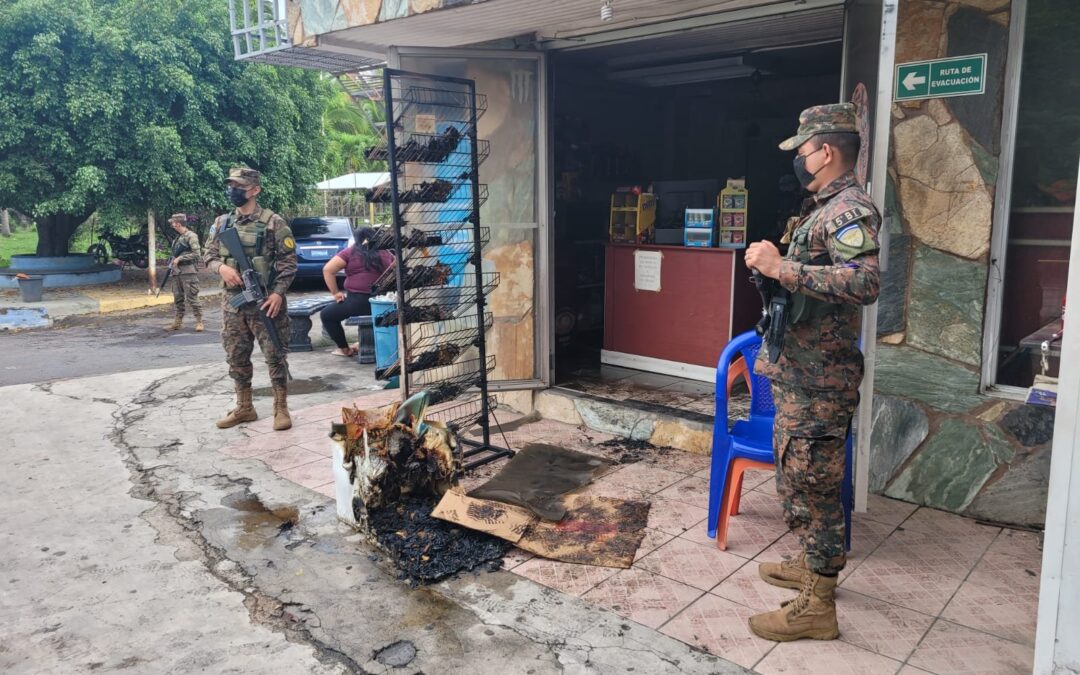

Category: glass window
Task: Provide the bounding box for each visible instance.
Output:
[995,0,1079,388]
[289,218,353,239]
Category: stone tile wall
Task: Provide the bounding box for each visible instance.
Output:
[873,0,1051,527]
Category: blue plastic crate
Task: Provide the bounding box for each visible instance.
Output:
[370,299,399,371]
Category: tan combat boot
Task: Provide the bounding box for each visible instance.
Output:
[748,571,839,642]
[194,321,205,332]
[164,317,183,331]
[272,385,292,431]
[216,386,258,429]
[759,552,808,589]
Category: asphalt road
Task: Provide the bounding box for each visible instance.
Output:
[0,305,226,386]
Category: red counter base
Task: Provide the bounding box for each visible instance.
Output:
[602,243,759,381]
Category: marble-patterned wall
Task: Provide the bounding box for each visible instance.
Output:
[287,0,486,46]
[872,0,1052,527]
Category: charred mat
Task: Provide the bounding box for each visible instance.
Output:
[433,490,650,569]
[467,443,613,520]
[516,495,649,569]
[367,496,510,585]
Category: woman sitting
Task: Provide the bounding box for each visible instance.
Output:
[320,227,394,357]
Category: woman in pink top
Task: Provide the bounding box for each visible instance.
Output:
[320,227,395,356]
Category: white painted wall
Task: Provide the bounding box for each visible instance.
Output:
[1035,156,1080,675]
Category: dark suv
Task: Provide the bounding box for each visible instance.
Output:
[290,217,353,279]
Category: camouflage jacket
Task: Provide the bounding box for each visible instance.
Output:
[172,229,202,275]
[755,172,881,391]
[204,206,297,309]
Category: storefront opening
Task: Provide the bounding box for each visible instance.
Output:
[550,40,844,389]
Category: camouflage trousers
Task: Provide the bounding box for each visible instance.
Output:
[221,298,290,389]
[172,273,202,320]
[771,383,859,575]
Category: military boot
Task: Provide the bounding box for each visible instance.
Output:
[272,384,292,431]
[164,316,183,331]
[748,571,839,642]
[216,386,258,429]
[759,552,808,589]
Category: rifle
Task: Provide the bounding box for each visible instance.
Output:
[154,239,192,297]
[218,227,292,379]
[751,270,788,364]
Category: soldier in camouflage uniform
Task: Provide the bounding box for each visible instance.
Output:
[743,103,881,642]
[164,213,204,332]
[204,168,298,431]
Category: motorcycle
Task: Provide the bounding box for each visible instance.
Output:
[87,228,172,269]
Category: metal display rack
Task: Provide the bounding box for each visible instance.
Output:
[367,69,512,470]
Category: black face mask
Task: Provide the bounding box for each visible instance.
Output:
[793,147,825,190]
[227,186,250,207]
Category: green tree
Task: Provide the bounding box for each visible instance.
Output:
[0,0,333,256]
[321,83,386,180]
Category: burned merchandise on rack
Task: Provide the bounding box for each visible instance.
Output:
[365,126,464,164]
[365,179,456,204]
[375,304,455,327]
[370,262,453,295]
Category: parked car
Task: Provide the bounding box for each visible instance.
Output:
[289,217,353,279]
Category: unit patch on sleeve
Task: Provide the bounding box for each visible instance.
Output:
[282,236,296,251]
[830,206,874,231]
[835,223,865,248]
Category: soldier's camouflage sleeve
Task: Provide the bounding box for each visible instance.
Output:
[778,206,881,306]
[176,230,202,265]
[204,215,226,274]
[267,214,297,297]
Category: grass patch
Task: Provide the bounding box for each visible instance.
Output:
[0,228,97,268]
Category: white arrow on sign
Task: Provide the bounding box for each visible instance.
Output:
[903,71,927,91]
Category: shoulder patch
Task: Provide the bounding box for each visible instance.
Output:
[282,236,296,251]
[835,223,865,248]
[830,206,874,231]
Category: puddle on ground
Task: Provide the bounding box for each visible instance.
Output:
[253,374,344,397]
[221,491,300,551]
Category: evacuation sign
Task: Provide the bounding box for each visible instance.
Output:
[894,54,987,101]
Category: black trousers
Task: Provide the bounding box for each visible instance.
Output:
[320,292,371,349]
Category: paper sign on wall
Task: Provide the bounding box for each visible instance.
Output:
[415,114,437,134]
[634,250,662,292]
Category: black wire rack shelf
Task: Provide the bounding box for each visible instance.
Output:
[411,312,494,351]
[409,355,495,405]
[365,134,490,168]
[427,396,498,433]
[404,272,500,307]
[370,262,454,296]
[391,84,488,124]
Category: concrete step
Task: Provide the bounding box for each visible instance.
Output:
[534,387,714,456]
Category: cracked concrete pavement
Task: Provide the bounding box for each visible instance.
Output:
[1,354,747,674]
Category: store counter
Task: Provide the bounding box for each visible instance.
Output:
[602,243,760,382]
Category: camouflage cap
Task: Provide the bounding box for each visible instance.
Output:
[779,103,858,151]
[168,213,187,225]
[226,167,261,187]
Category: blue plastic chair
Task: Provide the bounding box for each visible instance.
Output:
[707,330,852,552]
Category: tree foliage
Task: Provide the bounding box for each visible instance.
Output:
[0,0,334,255]
[320,83,386,181]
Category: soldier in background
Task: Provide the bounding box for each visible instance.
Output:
[743,103,881,642]
[164,213,204,333]
[204,168,297,431]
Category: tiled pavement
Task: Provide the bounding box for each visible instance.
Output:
[219,391,1041,675]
